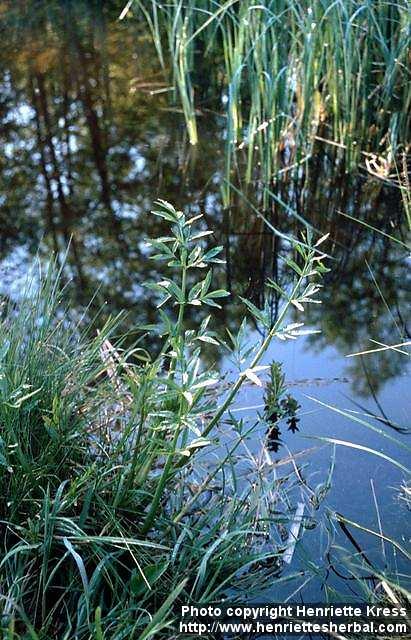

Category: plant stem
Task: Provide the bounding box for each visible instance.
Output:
[140,247,188,534]
[201,270,306,439]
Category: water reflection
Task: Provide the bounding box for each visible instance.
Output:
[0,0,408,399]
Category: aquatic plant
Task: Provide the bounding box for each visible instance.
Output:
[0,201,328,638]
[127,0,410,196]
[264,362,301,451]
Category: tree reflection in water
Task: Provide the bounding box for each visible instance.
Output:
[0,0,408,397]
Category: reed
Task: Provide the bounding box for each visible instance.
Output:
[129,0,410,200]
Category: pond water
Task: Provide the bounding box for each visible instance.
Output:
[1,1,410,600]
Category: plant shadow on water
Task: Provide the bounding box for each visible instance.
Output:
[0,0,410,632]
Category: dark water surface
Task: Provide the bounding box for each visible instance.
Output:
[1,1,410,598]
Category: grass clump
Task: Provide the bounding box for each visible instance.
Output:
[0,201,327,638]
